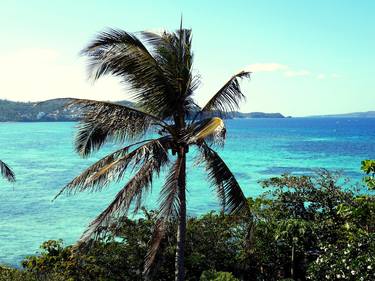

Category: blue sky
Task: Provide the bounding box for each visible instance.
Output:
[0,0,374,116]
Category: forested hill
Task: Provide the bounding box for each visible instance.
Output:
[0,99,285,122]
[0,99,133,122]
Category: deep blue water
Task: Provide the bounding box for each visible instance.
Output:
[0,118,374,265]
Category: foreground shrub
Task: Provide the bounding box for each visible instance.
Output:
[200,270,239,281]
[307,233,375,281]
[0,266,37,281]
[1,170,373,280]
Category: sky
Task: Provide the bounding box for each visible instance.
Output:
[0,0,374,116]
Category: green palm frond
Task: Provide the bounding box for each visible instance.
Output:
[158,157,183,219]
[69,99,163,156]
[199,143,249,215]
[81,28,160,82]
[143,157,184,275]
[55,138,171,199]
[79,145,169,243]
[200,71,251,115]
[141,29,197,116]
[144,219,167,277]
[0,160,15,182]
[81,29,181,119]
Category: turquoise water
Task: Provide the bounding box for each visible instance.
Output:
[0,118,374,265]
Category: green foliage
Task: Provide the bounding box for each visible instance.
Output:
[1,170,374,280]
[0,266,37,281]
[18,210,249,281]
[239,170,375,280]
[361,160,375,189]
[200,270,239,281]
[22,220,155,281]
[307,233,375,280]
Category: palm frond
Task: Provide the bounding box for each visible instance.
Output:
[199,143,249,214]
[81,29,179,119]
[0,160,15,182]
[143,219,167,277]
[68,99,162,156]
[81,28,159,81]
[55,137,171,199]
[141,29,197,116]
[158,158,183,219]
[200,71,250,115]
[143,157,184,275]
[79,146,169,244]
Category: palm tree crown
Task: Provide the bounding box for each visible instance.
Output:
[56,24,251,280]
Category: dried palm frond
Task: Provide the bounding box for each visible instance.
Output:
[55,137,171,199]
[143,219,167,277]
[79,145,169,243]
[187,117,226,146]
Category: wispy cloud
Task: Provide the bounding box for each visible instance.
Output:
[317,73,341,80]
[245,62,339,80]
[245,62,311,78]
[245,63,288,72]
[285,69,311,77]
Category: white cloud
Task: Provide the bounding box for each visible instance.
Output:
[316,73,341,80]
[245,63,318,79]
[245,63,288,73]
[245,62,339,81]
[284,69,311,77]
[0,48,127,102]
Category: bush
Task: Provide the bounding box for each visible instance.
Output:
[0,266,37,281]
[1,170,373,281]
[307,233,375,281]
[200,270,239,281]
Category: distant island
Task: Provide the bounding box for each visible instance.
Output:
[308,111,375,118]
[0,99,286,122]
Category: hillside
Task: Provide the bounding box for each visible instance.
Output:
[0,99,285,121]
[0,99,76,122]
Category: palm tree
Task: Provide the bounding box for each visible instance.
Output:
[56,23,251,281]
[0,160,15,182]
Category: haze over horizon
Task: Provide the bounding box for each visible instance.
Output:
[0,0,373,117]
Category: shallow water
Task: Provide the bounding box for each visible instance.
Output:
[0,118,374,265]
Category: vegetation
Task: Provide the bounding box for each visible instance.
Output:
[1,169,374,280]
[54,24,251,281]
[361,160,375,189]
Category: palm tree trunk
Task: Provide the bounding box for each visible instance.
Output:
[175,147,186,281]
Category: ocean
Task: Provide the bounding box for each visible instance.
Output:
[0,118,374,265]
